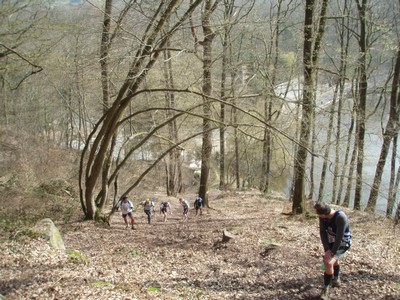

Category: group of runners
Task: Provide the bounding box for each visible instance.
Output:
[115,195,351,300]
[114,194,205,229]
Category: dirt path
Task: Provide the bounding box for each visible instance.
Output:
[1,193,399,299]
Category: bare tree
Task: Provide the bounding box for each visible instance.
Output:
[387,135,399,217]
[198,0,219,205]
[218,0,234,191]
[292,0,329,214]
[0,0,48,124]
[162,36,182,196]
[80,0,204,220]
[332,0,353,205]
[353,0,368,211]
[366,44,400,212]
[260,0,284,194]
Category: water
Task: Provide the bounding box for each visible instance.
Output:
[279,80,399,218]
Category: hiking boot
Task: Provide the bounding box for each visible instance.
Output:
[319,287,329,300]
[131,225,135,230]
[332,278,341,287]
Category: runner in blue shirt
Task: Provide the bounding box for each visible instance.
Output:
[193,195,204,216]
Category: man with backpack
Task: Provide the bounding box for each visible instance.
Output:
[141,198,155,224]
[193,195,204,216]
[115,196,135,229]
[160,201,172,222]
[179,197,190,222]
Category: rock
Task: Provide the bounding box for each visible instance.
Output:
[260,242,282,257]
[222,229,237,243]
[33,218,65,251]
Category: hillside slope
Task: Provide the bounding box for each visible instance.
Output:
[1,191,399,299]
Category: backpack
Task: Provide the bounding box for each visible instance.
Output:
[116,199,133,211]
[182,199,189,209]
[195,196,203,208]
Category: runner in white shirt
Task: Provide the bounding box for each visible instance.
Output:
[179,197,190,222]
[141,198,155,224]
[116,196,135,229]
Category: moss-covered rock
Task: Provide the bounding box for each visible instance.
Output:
[32,218,65,251]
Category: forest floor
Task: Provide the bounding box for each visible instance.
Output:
[1,190,400,300]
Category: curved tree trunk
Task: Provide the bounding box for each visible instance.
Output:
[80,0,204,219]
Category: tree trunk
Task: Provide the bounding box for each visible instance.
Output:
[219,1,234,191]
[366,44,400,212]
[232,101,240,189]
[332,3,351,205]
[261,0,282,194]
[292,0,328,214]
[80,0,204,219]
[343,77,359,209]
[390,161,400,221]
[308,105,316,200]
[354,0,367,211]
[387,135,398,217]
[199,0,218,205]
[100,0,112,113]
[336,112,354,206]
[162,39,181,197]
[318,82,339,201]
[292,0,314,214]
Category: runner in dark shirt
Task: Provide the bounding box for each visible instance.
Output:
[314,202,352,300]
[160,201,172,222]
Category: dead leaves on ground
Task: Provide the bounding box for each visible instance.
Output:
[1,195,399,299]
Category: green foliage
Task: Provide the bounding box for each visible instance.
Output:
[0,212,42,241]
[9,228,42,241]
[113,246,142,257]
[147,287,160,292]
[305,211,318,219]
[66,249,89,265]
[395,282,400,291]
[280,52,298,67]
[37,179,76,198]
[178,287,203,299]
[0,214,18,232]
[130,247,141,257]
[88,281,112,287]
[62,205,77,223]
[2,174,19,188]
